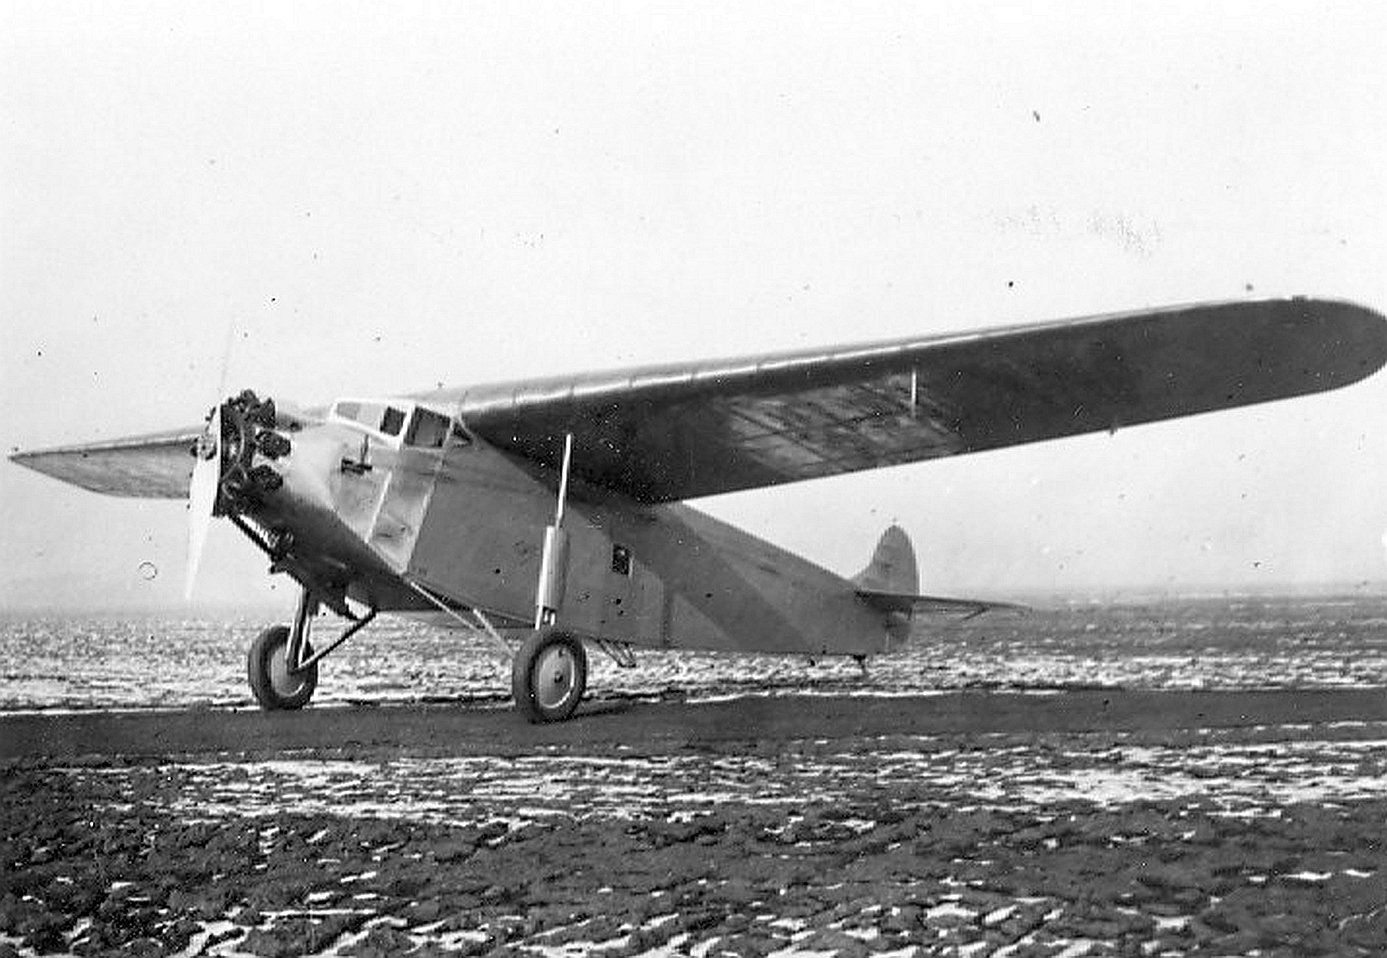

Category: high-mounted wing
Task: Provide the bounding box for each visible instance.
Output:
[13,299,1385,504]
[9,427,201,498]
[443,298,1387,503]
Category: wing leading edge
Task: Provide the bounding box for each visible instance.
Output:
[441,298,1387,502]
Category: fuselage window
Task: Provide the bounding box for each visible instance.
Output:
[333,399,422,442]
[405,408,452,448]
[352,402,386,431]
[611,544,632,576]
[381,406,406,437]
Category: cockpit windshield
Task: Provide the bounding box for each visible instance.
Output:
[405,408,452,448]
[332,400,405,436]
[330,399,466,447]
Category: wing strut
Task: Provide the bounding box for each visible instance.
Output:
[405,578,514,666]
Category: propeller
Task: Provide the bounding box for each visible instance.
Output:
[185,402,223,599]
[185,318,240,601]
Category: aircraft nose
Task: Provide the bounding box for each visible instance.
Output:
[195,389,292,516]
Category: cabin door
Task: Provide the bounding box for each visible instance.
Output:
[360,406,455,572]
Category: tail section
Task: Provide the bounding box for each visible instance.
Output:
[854,524,1022,620]
[851,524,920,596]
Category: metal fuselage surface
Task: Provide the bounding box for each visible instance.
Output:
[256,412,892,657]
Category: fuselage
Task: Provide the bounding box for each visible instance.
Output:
[236,395,895,656]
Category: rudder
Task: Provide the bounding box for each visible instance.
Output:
[851,524,920,596]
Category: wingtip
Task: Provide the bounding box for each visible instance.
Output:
[1321,298,1387,386]
[1254,296,1387,392]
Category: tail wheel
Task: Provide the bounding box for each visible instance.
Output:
[512,628,588,723]
[247,624,317,710]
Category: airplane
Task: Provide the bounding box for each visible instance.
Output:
[10,297,1387,722]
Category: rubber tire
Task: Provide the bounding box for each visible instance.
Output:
[247,625,317,710]
[511,628,588,724]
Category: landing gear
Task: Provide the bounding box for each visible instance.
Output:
[247,625,318,710]
[244,588,375,711]
[512,628,588,723]
[509,431,589,724]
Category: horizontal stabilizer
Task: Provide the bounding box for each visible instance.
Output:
[855,588,1024,619]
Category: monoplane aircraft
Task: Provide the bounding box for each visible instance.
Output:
[12,298,1387,721]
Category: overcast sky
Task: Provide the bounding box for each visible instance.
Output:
[2,2,1385,611]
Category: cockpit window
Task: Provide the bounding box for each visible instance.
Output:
[380,406,405,437]
[406,408,452,448]
[333,399,408,438]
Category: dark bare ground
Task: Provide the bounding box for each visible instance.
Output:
[3,690,1387,956]
[4,688,1386,761]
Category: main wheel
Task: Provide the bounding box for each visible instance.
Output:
[247,625,317,710]
[511,628,588,723]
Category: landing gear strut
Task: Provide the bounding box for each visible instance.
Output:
[509,431,591,724]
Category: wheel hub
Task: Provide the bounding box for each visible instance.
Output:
[267,642,309,698]
[535,645,577,710]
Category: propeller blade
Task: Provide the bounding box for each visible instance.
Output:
[185,404,222,599]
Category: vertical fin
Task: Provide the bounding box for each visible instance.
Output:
[851,524,920,595]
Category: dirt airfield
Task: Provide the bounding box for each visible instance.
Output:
[4,689,1387,956]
